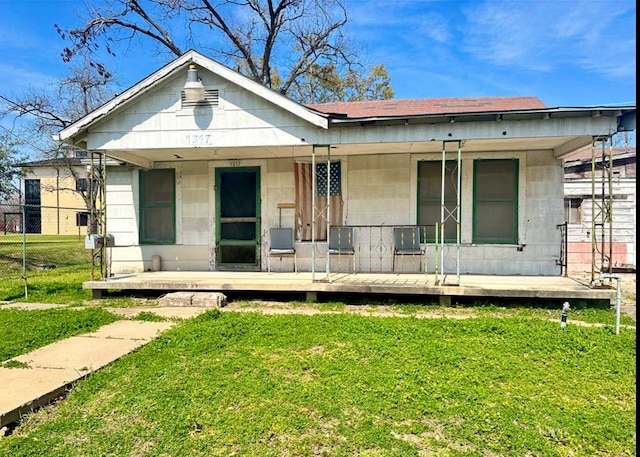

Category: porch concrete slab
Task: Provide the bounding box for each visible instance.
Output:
[84,271,615,304]
[157,291,226,307]
[157,291,194,306]
[191,292,226,307]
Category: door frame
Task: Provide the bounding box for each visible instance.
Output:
[215,166,261,269]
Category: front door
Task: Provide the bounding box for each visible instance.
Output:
[215,167,260,269]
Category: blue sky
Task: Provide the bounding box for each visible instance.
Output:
[0,0,636,109]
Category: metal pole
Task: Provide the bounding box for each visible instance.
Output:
[607,140,613,275]
[311,146,316,281]
[89,152,96,280]
[590,139,597,285]
[599,273,622,335]
[440,142,446,278]
[101,151,108,279]
[326,146,331,280]
[456,140,461,283]
[434,223,439,285]
[56,169,60,235]
[599,141,606,276]
[21,194,27,299]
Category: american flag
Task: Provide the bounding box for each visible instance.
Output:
[294,162,343,241]
[316,162,342,196]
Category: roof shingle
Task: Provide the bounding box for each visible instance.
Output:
[306,96,547,118]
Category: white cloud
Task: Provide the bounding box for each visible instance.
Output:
[460,0,636,79]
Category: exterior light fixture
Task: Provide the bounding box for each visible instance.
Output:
[184,63,206,102]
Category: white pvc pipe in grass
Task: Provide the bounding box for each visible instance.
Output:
[599,273,622,336]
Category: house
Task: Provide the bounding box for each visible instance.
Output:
[16,153,93,235]
[55,50,636,278]
[563,145,636,273]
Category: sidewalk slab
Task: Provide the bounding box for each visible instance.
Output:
[105,306,211,320]
[0,367,82,427]
[0,303,70,310]
[0,320,174,428]
[87,320,174,340]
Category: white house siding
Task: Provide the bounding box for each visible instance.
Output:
[276,149,563,275]
[106,148,566,275]
[564,178,636,271]
[84,72,318,152]
[107,164,211,273]
[410,149,563,276]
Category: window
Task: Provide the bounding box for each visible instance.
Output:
[139,169,175,244]
[24,179,41,204]
[418,160,459,242]
[473,159,518,244]
[76,212,89,227]
[564,198,582,225]
[294,161,343,241]
[76,178,89,192]
[24,179,41,234]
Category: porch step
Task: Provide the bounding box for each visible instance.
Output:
[157,292,227,308]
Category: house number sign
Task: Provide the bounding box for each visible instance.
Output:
[228,160,242,167]
[184,134,212,145]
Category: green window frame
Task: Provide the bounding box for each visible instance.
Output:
[417,160,460,242]
[139,169,176,244]
[473,159,518,244]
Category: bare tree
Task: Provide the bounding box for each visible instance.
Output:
[56,0,393,102]
[0,61,115,231]
[0,132,26,203]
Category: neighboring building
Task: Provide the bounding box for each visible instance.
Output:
[17,154,92,235]
[563,146,636,272]
[55,50,636,276]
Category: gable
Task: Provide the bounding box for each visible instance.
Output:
[57,50,328,149]
[82,68,323,151]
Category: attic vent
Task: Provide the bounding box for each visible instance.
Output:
[181,89,219,109]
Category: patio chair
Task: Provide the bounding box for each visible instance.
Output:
[392,227,425,272]
[328,226,356,273]
[268,228,297,273]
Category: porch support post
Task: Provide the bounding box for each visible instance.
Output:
[440,140,462,286]
[326,145,331,281]
[312,145,317,281]
[455,140,461,284]
[440,143,445,282]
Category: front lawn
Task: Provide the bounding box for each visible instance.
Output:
[1,310,635,456]
[0,307,121,362]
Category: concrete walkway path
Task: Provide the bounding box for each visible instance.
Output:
[0,317,177,428]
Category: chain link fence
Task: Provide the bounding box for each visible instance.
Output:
[0,204,93,297]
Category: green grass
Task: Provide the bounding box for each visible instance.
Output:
[0,265,94,304]
[0,234,94,304]
[0,234,91,275]
[0,310,635,456]
[0,307,121,361]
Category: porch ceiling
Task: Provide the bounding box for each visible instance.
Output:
[105,135,590,166]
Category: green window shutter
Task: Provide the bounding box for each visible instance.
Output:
[139,169,176,244]
[417,160,459,242]
[473,159,518,244]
